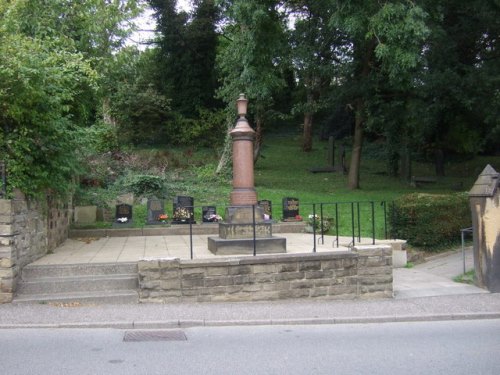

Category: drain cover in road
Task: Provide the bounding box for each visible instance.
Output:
[123,330,187,342]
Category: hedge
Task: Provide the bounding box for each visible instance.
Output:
[389,193,471,250]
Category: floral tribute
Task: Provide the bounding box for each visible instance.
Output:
[206,214,223,222]
[306,214,333,233]
[157,214,169,223]
[173,207,193,221]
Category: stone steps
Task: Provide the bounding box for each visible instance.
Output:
[12,290,138,305]
[21,262,137,279]
[13,263,139,304]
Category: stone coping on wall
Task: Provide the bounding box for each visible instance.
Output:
[69,221,306,238]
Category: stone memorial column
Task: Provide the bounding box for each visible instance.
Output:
[230,94,257,206]
[207,94,286,255]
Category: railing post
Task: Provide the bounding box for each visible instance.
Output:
[391,201,396,240]
[371,201,375,245]
[320,203,324,245]
[189,206,193,260]
[351,202,355,246]
[335,203,339,247]
[382,201,387,239]
[357,202,361,242]
[312,203,317,253]
[252,204,257,256]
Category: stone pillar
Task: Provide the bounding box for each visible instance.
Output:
[0,199,16,303]
[208,94,286,255]
[469,165,500,292]
[230,94,257,206]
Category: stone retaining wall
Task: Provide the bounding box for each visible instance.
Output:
[138,245,392,303]
[0,195,70,303]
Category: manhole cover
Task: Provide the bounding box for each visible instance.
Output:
[123,330,187,342]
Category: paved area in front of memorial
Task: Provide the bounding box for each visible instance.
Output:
[30,233,352,264]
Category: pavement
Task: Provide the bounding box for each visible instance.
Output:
[1,237,499,329]
[29,233,353,265]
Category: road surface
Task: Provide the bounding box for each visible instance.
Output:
[1,320,499,374]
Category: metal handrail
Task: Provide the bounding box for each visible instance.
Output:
[148,200,389,259]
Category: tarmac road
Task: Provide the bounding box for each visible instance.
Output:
[1,320,499,375]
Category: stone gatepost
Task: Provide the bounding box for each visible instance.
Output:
[469,165,500,292]
[208,94,286,255]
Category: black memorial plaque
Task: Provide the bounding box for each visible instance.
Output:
[173,196,195,224]
[202,206,218,223]
[114,203,133,227]
[146,198,166,225]
[258,200,273,221]
[282,197,300,221]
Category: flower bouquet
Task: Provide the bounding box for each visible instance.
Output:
[173,207,193,223]
[157,214,169,223]
[304,214,333,234]
[206,214,223,222]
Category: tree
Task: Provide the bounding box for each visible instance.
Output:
[0,0,140,196]
[216,0,288,160]
[287,0,343,152]
[150,0,220,116]
[415,0,500,174]
[0,19,96,196]
[106,47,171,146]
[329,1,429,189]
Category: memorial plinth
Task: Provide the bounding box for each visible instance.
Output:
[208,94,286,255]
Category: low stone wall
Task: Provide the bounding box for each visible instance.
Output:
[0,195,70,303]
[138,245,393,303]
[69,221,306,238]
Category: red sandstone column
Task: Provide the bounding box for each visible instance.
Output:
[230,94,257,206]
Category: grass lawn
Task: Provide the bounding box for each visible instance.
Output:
[77,133,500,241]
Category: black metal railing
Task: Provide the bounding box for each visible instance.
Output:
[460,227,473,274]
[300,201,388,252]
[166,200,388,259]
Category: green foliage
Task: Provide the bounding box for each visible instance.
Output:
[133,203,148,226]
[150,0,220,115]
[0,32,96,197]
[73,186,118,208]
[453,269,475,284]
[167,108,227,147]
[368,2,429,84]
[0,0,141,198]
[389,193,471,250]
[112,82,171,146]
[122,174,168,198]
[77,122,120,154]
[216,0,287,118]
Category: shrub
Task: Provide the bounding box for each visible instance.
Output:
[389,193,471,250]
[123,174,167,198]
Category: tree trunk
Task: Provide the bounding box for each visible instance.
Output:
[102,98,116,126]
[216,120,233,175]
[302,112,313,152]
[347,38,375,190]
[400,143,412,183]
[435,149,445,176]
[348,100,364,190]
[253,115,263,163]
